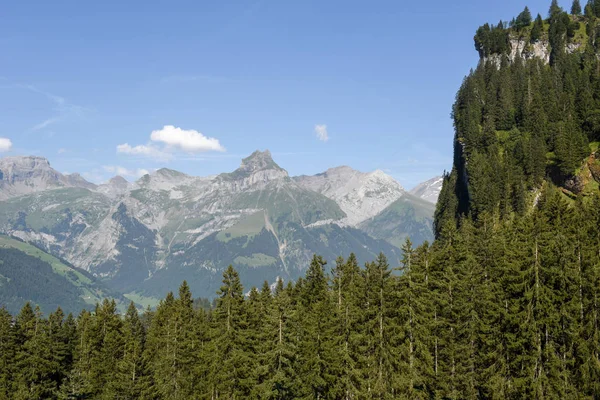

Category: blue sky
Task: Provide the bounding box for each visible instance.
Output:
[1,0,557,189]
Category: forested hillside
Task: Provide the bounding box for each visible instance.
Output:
[3,1,600,399]
[436,0,600,232]
[0,236,129,315]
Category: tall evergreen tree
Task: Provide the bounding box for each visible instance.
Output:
[212,266,253,398]
[0,307,16,397]
[515,6,533,30]
[114,302,147,398]
[572,0,582,15]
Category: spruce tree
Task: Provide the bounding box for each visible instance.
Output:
[114,302,147,398]
[515,6,533,30]
[572,0,582,15]
[212,266,253,398]
[395,239,433,399]
[331,254,364,398]
[296,255,339,399]
[550,0,562,17]
[531,14,544,42]
[0,308,16,397]
[14,304,56,399]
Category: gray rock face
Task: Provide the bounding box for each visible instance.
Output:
[0,156,95,200]
[409,176,443,204]
[484,38,581,67]
[218,150,289,191]
[294,166,405,226]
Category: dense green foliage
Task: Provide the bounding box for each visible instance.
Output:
[2,187,600,398]
[0,248,89,315]
[436,2,600,236]
[572,0,582,16]
[0,236,128,315]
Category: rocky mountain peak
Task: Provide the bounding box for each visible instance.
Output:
[0,155,96,200]
[64,173,97,190]
[294,166,405,226]
[410,176,443,204]
[155,168,184,178]
[0,155,52,172]
[108,175,129,188]
[219,150,288,189]
[239,150,283,173]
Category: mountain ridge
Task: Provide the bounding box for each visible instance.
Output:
[0,151,438,299]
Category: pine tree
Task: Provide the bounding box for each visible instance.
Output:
[531,14,544,42]
[14,304,57,399]
[572,0,582,15]
[114,302,147,398]
[255,278,299,399]
[394,239,433,399]
[361,253,397,398]
[144,282,199,398]
[331,254,365,398]
[296,255,339,399]
[515,6,533,30]
[0,307,16,397]
[550,0,562,17]
[61,309,94,398]
[211,266,253,398]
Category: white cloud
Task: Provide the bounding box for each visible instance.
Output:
[315,124,329,142]
[103,165,150,179]
[0,138,12,152]
[57,148,67,154]
[117,125,225,160]
[150,125,225,152]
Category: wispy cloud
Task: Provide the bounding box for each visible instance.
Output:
[31,116,62,132]
[57,148,67,154]
[117,125,226,161]
[0,138,13,152]
[315,124,329,142]
[9,83,90,133]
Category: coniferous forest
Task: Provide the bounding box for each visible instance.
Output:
[6,1,600,399]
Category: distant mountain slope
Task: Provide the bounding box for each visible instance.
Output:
[409,176,443,203]
[0,235,128,314]
[0,151,434,299]
[0,156,96,200]
[294,166,404,226]
[359,193,435,248]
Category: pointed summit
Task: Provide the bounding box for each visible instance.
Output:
[239,150,283,173]
[219,150,288,188]
[108,175,129,188]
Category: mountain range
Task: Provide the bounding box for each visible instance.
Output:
[0,151,440,304]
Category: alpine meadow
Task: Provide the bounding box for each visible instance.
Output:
[4,0,600,399]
